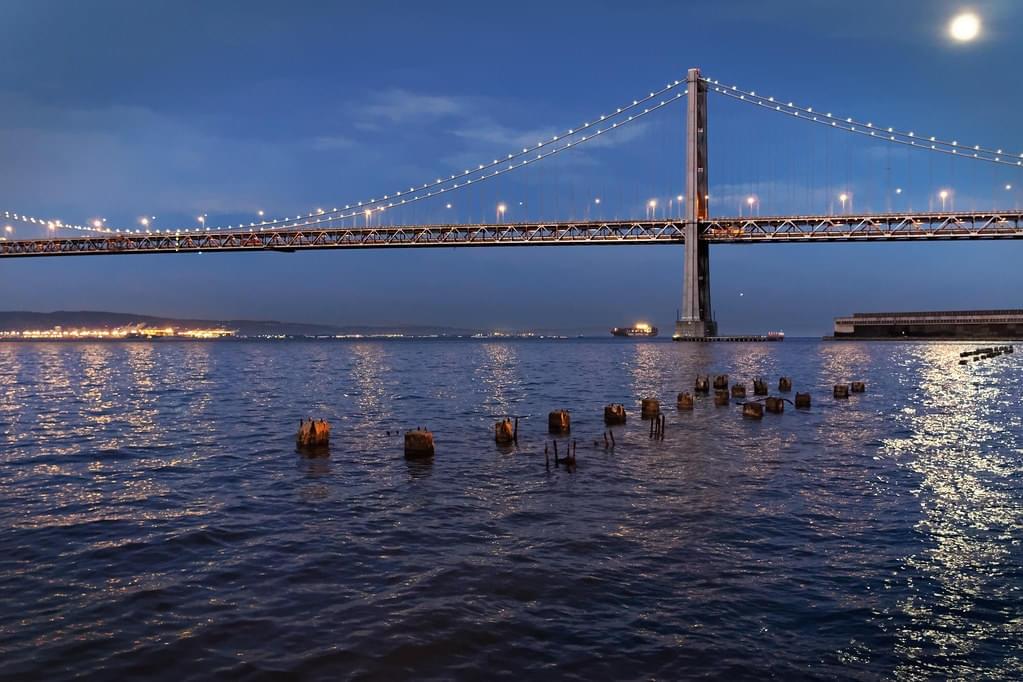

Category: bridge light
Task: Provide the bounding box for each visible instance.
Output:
[895,188,903,194]
[257,210,264,217]
[92,219,102,229]
[594,198,601,204]
[1006,184,1013,191]
[140,218,149,227]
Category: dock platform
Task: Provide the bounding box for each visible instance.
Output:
[673,335,776,343]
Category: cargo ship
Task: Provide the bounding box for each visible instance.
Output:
[611,323,658,337]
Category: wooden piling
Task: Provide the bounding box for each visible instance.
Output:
[641,398,660,419]
[548,410,571,434]
[404,428,435,458]
[603,403,627,425]
[495,418,515,445]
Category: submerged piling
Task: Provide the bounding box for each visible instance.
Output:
[778,377,792,392]
[677,392,694,410]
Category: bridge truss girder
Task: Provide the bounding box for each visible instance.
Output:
[2,212,1023,258]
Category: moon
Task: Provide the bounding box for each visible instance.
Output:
[949,12,980,42]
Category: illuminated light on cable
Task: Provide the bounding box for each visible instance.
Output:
[14,77,693,234]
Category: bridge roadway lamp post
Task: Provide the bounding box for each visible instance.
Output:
[674,67,717,340]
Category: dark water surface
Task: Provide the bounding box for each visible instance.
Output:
[1,339,1021,680]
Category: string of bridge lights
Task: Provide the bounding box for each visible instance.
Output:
[2,80,689,238]
[703,77,1023,168]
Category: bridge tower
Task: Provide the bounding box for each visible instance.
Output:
[673,67,717,340]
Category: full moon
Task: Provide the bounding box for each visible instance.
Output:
[949,12,980,41]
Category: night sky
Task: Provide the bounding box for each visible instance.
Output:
[1,0,1021,335]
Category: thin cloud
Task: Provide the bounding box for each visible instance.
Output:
[311,135,356,151]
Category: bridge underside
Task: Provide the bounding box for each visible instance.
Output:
[2,212,1023,257]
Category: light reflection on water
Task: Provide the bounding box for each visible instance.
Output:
[884,344,1023,679]
[0,338,1020,679]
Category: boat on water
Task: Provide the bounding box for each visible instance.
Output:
[611,323,658,338]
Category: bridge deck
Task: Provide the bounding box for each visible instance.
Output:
[2,211,1022,258]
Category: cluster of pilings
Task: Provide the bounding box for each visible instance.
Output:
[294,373,868,459]
[959,345,1014,364]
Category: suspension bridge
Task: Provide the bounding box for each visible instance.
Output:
[2,68,1021,339]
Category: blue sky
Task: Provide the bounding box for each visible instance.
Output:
[1,0,1021,334]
